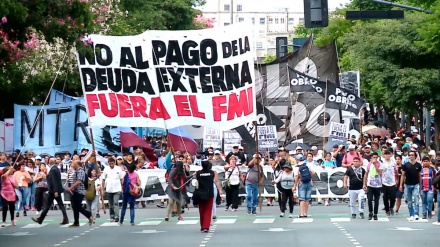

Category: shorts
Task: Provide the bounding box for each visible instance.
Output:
[298,183,312,201]
[396,189,404,199]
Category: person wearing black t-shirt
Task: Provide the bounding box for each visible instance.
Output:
[394,155,404,214]
[343,157,366,219]
[399,151,422,221]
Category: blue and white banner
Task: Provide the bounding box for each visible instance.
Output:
[14,98,124,155]
[141,127,166,137]
[49,89,79,104]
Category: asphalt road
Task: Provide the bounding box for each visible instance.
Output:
[0,200,438,247]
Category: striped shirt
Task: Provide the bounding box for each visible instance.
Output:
[421,167,434,192]
[69,168,86,195]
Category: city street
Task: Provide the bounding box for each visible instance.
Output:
[0,200,437,247]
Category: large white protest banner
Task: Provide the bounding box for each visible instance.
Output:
[59,166,349,204]
[77,25,256,131]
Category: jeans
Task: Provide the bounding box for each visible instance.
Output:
[437,192,440,223]
[367,187,381,215]
[120,194,135,224]
[298,183,312,201]
[107,192,121,218]
[420,190,434,217]
[246,184,258,212]
[405,184,420,217]
[382,185,396,213]
[348,189,365,214]
[15,187,30,211]
[212,183,217,216]
[86,195,100,219]
[29,182,37,207]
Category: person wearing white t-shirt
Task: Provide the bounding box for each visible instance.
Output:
[102,158,124,222]
[363,153,383,221]
[381,150,397,216]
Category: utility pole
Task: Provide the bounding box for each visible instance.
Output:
[231,0,234,24]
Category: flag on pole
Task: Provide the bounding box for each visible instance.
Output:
[168,127,198,154]
[119,127,158,162]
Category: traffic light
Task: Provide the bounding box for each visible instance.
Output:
[276,37,288,59]
[304,0,328,28]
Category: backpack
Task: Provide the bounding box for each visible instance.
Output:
[298,164,312,183]
[85,178,96,201]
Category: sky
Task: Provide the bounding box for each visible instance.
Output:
[199,0,353,12]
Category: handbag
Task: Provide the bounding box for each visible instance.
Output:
[222,167,236,189]
[193,189,210,202]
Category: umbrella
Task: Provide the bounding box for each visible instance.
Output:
[285,142,311,151]
[323,140,345,153]
[365,127,390,137]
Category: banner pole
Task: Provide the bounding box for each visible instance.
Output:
[323,79,328,149]
[254,120,263,212]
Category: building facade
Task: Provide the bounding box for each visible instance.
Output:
[198,0,305,60]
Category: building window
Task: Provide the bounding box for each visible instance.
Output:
[251,17,255,24]
[299,18,304,24]
[256,42,263,49]
[260,18,265,24]
[281,18,285,24]
[237,4,242,11]
[288,18,294,24]
[275,18,279,24]
[268,18,273,24]
[239,17,244,22]
[224,4,230,11]
[224,22,230,26]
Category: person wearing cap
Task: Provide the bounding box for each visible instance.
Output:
[245,154,264,215]
[272,160,295,218]
[225,145,246,166]
[293,154,315,218]
[362,145,372,161]
[310,146,321,161]
[342,144,362,168]
[344,157,366,219]
[210,150,226,167]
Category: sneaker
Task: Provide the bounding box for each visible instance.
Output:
[280,213,285,217]
[408,216,414,221]
[231,209,237,212]
[252,210,257,215]
[360,213,364,219]
[373,215,378,221]
[289,214,293,218]
[25,206,30,211]
[36,211,39,216]
[414,215,419,220]
[114,217,119,223]
[157,203,165,208]
[247,210,251,215]
[325,201,330,206]
[422,215,427,220]
[1,222,5,227]
[11,220,16,226]
[225,206,229,211]
[16,212,19,218]
[368,213,373,220]
[352,214,356,219]
[178,216,183,221]
[212,216,217,220]
[390,209,395,216]
[96,213,100,218]
[23,211,27,217]
[432,222,440,225]
[428,212,432,219]
[386,212,391,217]
[31,206,36,211]
[395,210,399,214]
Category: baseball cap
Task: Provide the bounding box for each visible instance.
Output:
[288,150,295,155]
[35,156,42,160]
[116,156,123,160]
[311,146,318,151]
[295,146,303,150]
[278,147,285,151]
[214,150,221,155]
[348,144,356,150]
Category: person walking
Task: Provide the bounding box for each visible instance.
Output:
[399,151,422,221]
[293,155,316,218]
[394,155,404,214]
[223,156,242,212]
[32,157,69,225]
[165,162,190,221]
[65,160,93,227]
[381,150,397,216]
[343,157,366,219]
[363,153,383,221]
[194,160,223,233]
[245,154,264,215]
[120,164,140,225]
[85,168,101,224]
[14,163,31,217]
[34,164,48,216]
[102,158,124,223]
[273,162,295,218]
[420,156,435,219]
[1,166,18,227]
